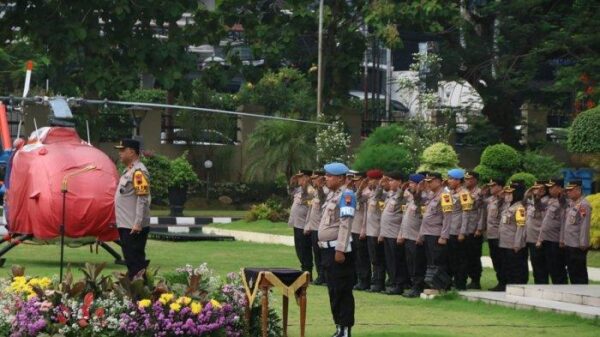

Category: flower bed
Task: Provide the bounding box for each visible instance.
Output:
[0,263,277,337]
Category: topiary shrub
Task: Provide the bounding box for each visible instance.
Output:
[568,106,600,153]
[474,164,505,182]
[480,143,521,172]
[140,151,172,204]
[359,124,408,148]
[521,151,563,181]
[417,142,459,174]
[586,193,600,249]
[353,143,414,174]
[509,172,537,189]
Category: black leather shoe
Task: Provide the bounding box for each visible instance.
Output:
[312,277,325,285]
[369,285,384,293]
[402,288,422,298]
[385,286,403,295]
[331,325,340,337]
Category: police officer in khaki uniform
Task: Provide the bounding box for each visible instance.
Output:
[444,169,468,290]
[460,171,484,289]
[379,171,409,294]
[288,169,313,276]
[305,170,327,285]
[115,139,151,279]
[563,180,592,284]
[499,181,528,287]
[365,169,387,292]
[538,178,568,284]
[398,173,427,297]
[483,178,507,291]
[350,172,371,291]
[524,181,550,284]
[318,162,356,337]
[418,172,450,286]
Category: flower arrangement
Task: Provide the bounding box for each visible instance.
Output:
[0,263,270,337]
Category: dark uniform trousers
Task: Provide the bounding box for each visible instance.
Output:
[464,234,483,283]
[321,248,356,327]
[118,227,150,279]
[383,238,410,289]
[367,236,386,288]
[404,239,426,291]
[487,239,505,286]
[541,241,567,284]
[527,242,549,284]
[565,247,588,284]
[423,235,448,272]
[501,247,529,285]
[293,228,314,275]
[351,233,371,287]
[311,231,325,282]
[448,235,468,289]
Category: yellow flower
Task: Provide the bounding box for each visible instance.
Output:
[159,293,174,305]
[177,296,192,306]
[138,299,152,308]
[12,276,26,284]
[169,303,181,312]
[190,301,202,315]
[210,299,222,309]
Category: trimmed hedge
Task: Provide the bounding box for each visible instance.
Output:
[480,143,521,172]
[521,151,563,181]
[568,106,600,153]
[353,143,414,174]
[509,172,537,188]
[474,164,504,182]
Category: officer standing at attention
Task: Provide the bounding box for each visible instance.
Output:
[460,171,484,289]
[418,172,450,286]
[288,170,313,277]
[318,162,357,337]
[379,171,409,294]
[483,178,507,291]
[444,169,467,290]
[350,172,371,291]
[304,170,328,285]
[499,181,529,287]
[398,173,427,298]
[114,139,151,279]
[538,178,568,284]
[524,181,550,284]
[365,169,387,292]
[563,180,592,284]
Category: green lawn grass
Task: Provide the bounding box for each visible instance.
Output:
[1,240,598,337]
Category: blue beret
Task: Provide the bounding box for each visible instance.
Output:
[324,162,349,176]
[409,173,425,183]
[448,168,465,180]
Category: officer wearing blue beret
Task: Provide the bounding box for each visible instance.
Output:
[318,162,356,337]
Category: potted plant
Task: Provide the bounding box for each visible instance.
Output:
[168,151,199,216]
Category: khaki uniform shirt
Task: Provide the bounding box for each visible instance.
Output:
[400,190,422,241]
[539,197,565,243]
[499,202,527,249]
[288,186,309,229]
[115,160,150,229]
[380,189,404,238]
[460,186,484,235]
[318,187,355,253]
[443,188,464,237]
[525,196,548,244]
[351,187,369,235]
[305,186,327,231]
[563,197,592,248]
[419,189,447,239]
[366,186,385,237]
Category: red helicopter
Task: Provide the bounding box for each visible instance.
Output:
[0,61,327,276]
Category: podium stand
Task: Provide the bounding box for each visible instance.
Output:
[242,268,310,337]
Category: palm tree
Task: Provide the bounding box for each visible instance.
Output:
[244,120,316,181]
